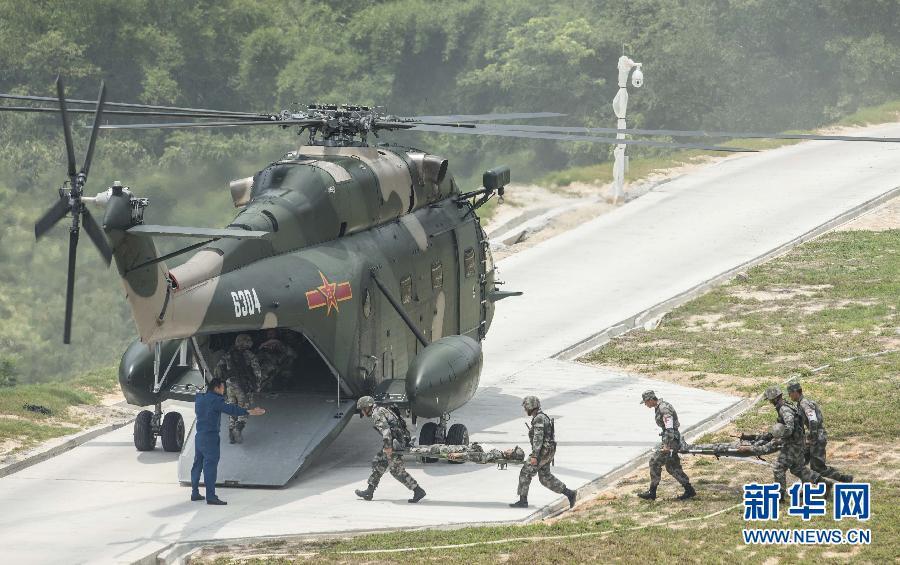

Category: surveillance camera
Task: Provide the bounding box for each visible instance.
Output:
[631,67,644,88]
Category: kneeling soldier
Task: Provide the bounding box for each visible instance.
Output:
[510,396,577,509]
[638,390,696,501]
[354,396,426,503]
[787,382,853,483]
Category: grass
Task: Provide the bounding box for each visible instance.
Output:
[0,366,119,450]
[195,228,898,563]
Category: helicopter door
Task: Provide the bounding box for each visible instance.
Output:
[455,219,482,340]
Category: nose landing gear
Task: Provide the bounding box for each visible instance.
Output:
[134,403,184,452]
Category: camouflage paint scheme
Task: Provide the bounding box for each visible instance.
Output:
[106,144,497,401]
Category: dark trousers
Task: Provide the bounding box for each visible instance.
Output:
[191,432,220,500]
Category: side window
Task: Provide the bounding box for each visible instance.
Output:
[363,288,373,318]
[464,248,476,278]
[431,262,443,290]
[400,275,413,304]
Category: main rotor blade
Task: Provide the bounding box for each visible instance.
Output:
[81,208,113,265]
[0,105,266,120]
[97,118,322,130]
[0,92,259,117]
[56,77,77,179]
[63,228,78,344]
[412,112,566,122]
[473,123,900,143]
[82,82,106,178]
[34,197,71,240]
[409,124,758,152]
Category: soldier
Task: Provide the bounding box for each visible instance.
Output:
[256,329,298,392]
[354,396,426,503]
[763,386,832,499]
[409,443,525,464]
[787,382,853,482]
[213,333,263,444]
[509,396,577,509]
[638,390,696,501]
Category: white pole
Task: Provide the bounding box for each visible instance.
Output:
[612,55,642,203]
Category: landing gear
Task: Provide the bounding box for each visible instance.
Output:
[417,413,470,464]
[418,422,439,463]
[446,423,469,464]
[133,403,184,452]
[161,412,185,452]
[134,410,156,451]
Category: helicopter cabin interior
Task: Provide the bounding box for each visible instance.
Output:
[204,329,341,395]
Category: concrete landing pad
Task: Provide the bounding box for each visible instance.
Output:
[177,393,355,487]
[0,362,736,564]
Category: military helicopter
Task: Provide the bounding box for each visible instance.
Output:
[3,78,897,485]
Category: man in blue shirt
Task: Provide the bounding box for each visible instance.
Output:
[191,377,266,505]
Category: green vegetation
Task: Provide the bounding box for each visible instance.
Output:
[0,366,118,450]
[2,1,900,383]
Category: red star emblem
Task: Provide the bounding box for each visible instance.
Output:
[305,271,352,315]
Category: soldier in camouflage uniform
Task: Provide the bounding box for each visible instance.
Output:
[638,390,696,501]
[408,443,525,464]
[509,396,577,509]
[354,396,426,503]
[763,386,832,499]
[787,382,853,482]
[255,329,298,392]
[213,333,263,444]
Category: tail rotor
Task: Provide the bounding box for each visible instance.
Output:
[33,77,113,344]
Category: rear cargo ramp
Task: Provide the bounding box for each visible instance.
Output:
[178,392,355,487]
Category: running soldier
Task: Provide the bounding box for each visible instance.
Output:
[354,396,426,503]
[763,386,832,499]
[213,333,263,444]
[787,382,853,482]
[256,329,297,392]
[638,390,696,501]
[509,396,577,509]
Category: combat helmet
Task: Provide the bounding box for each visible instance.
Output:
[640,390,657,404]
[522,395,541,412]
[763,386,782,401]
[769,423,787,439]
[357,396,375,411]
[234,333,253,350]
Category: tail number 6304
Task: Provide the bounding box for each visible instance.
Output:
[231,288,262,318]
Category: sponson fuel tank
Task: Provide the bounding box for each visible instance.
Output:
[406,335,482,418]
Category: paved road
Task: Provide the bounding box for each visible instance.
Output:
[2,123,898,564]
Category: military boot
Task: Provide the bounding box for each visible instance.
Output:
[509,496,528,508]
[677,484,696,501]
[637,485,657,500]
[233,422,245,444]
[355,485,375,501]
[563,488,577,509]
[228,428,236,444]
[837,472,854,483]
[408,487,427,503]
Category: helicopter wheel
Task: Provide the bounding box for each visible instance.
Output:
[134,410,157,451]
[446,423,469,464]
[418,421,440,463]
[160,412,185,452]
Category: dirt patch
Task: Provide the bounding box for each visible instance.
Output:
[731,285,832,302]
[838,195,900,232]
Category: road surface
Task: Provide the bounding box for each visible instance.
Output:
[1,122,898,564]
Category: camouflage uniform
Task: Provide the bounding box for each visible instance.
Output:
[771,400,823,495]
[256,337,297,392]
[797,395,853,482]
[214,340,263,431]
[367,406,418,491]
[517,411,566,497]
[648,399,692,489]
[408,443,524,464]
